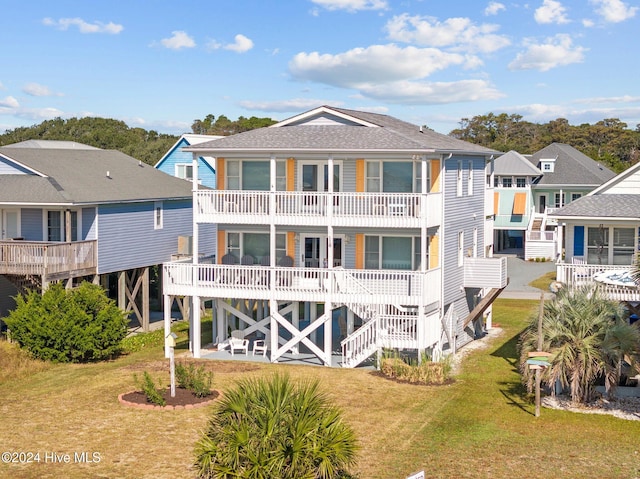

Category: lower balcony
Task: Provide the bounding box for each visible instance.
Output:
[163,262,442,307]
[0,240,98,281]
[556,262,640,302]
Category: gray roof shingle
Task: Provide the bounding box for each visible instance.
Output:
[551,194,640,219]
[0,145,194,205]
[188,106,499,155]
[529,143,616,186]
[494,150,541,176]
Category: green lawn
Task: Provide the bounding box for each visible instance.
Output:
[0,299,639,479]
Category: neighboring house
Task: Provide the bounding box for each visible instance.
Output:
[494,143,616,260]
[162,106,508,367]
[552,160,640,309]
[154,134,222,188]
[0,140,210,329]
[155,134,222,257]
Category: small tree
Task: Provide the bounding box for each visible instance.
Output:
[194,374,358,479]
[519,285,640,404]
[4,282,129,362]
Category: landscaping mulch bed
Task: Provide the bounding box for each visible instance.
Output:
[119,388,220,410]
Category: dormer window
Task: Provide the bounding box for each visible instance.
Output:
[540,158,556,172]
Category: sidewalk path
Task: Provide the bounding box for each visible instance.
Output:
[498,255,556,300]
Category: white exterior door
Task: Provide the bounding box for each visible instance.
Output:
[2,210,20,240]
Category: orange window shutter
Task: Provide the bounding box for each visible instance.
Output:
[356,159,365,192]
[430,159,440,193]
[429,235,439,269]
[287,158,295,191]
[287,231,296,259]
[217,158,225,190]
[513,192,526,215]
[355,234,364,269]
[217,229,226,264]
[494,192,499,215]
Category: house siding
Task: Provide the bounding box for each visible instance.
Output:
[82,207,97,241]
[603,169,640,194]
[442,156,487,336]
[96,199,193,274]
[156,138,216,189]
[0,156,31,175]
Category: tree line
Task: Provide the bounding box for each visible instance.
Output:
[2,113,638,172]
[449,113,640,173]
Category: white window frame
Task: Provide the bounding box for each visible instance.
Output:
[467,160,473,196]
[228,159,287,191]
[456,160,463,197]
[1,209,21,240]
[364,235,426,270]
[458,231,464,267]
[175,163,193,181]
[154,201,163,230]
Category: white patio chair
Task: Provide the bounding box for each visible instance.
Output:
[229,330,249,355]
[252,332,270,356]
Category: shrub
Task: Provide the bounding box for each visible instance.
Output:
[4,282,129,363]
[380,352,452,385]
[175,362,213,397]
[194,374,358,479]
[136,371,166,406]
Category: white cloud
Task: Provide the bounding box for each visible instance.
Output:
[289,44,469,87]
[238,98,337,112]
[582,18,596,27]
[160,31,196,50]
[207,34,254,53]
[224,34,254,53]
[534,0,570,24]
[0,96,19,108]
[42,17,123,34]
[508,34,587,71]
[590,0,638,22]
[310,0,388,12]
[509,101,640,127]
[385,14,510,54]
[22,83,62,97]
[485,2,506,16]
[357,79,504,104]
[573,95,640,104]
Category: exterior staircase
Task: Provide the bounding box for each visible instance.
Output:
[3,274,42,296]
[334,268,419,368]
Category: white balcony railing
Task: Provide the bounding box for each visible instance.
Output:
[555,262,640,302]
[194,190,441,228]
[463,256,508,289]
[163,262,441,306]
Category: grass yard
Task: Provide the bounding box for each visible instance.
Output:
[1,299,639,479]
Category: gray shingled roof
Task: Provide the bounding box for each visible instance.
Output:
[551,194,640,219]
[529,143,615,186]
[188,106,499,155]
[0,145,194,205]
[494,150,541,176]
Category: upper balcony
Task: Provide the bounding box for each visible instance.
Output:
[195,191,441,228]
[163,261,442,308]
[0,240,98,281]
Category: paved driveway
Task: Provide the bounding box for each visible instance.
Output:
[499,255,556,299]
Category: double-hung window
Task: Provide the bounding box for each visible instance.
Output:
[364,236,426,270]
[175,163,193,181]
[227,160,286,190]
[366,160,430,193]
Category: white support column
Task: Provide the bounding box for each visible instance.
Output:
[347,309,354,335]
[192,295,201,358]
[217,298,225,343]
[310,302,317,344]
[270,299,278,361]
[163,294,172,358]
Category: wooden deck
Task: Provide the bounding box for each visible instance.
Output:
[0,240,98,281]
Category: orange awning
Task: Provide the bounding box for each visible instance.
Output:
[494,192,499,215]
[512,192,527,215]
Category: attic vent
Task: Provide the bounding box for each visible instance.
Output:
[106,171,111,178]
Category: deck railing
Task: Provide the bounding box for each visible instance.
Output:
[163,262,441,306]
[556,262,640,302]
[195,190,441,227]
[0,240,98,279]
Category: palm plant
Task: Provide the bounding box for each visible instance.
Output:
[519,285,640,404]
[194,373,358,479]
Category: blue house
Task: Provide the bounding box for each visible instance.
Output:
[0,140,211,329]
[155,134,221,189]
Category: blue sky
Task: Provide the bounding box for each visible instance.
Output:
[1,0,639,136]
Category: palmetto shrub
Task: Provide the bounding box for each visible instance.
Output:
[194,373,358,479]
[519,285,640,404]
[4,282,129,363]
